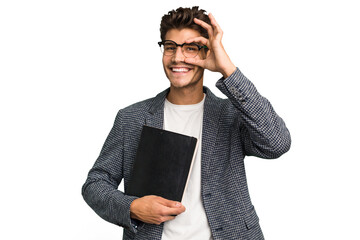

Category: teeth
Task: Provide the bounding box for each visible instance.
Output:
[172,68,189,72]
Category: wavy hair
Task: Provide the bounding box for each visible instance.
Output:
[160,6,211,41]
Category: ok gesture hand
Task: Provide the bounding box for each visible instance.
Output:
[184,13,236,78]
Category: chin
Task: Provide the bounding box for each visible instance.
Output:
[170,79,193,88]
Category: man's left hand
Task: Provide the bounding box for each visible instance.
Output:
[184,13,236,78]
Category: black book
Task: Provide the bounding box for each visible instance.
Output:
[127,125,198,202]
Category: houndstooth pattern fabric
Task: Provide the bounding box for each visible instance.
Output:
[82,68,291,240]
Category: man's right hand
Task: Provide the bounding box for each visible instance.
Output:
[130,195,186,225]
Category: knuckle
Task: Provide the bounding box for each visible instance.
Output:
[154,196,164,203]
[158,209,165,215]
[158,216,165,223]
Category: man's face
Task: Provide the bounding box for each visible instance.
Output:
[162,28,206,89]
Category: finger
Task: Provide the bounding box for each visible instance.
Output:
[157,197,183,208]
[185,36,209,46]
[160,215,176,223]
[184,57,205,68]
[169,205,186,215]
[208,13,223,34]
[155,203,185,217]
[156,197,186,215]
[162,204,186,216]
[194,17,214,36]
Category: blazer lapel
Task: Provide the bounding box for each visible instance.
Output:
[145,88,169,129]
[201,87,223,182]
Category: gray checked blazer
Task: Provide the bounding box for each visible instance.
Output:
[82,68,291,240]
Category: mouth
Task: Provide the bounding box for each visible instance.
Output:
[170,67,192,73]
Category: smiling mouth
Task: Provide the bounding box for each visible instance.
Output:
[171,67,191,73]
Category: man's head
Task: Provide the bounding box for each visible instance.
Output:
[160,7,211,91]
[160,6,211,42]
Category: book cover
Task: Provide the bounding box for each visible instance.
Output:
[127,125,198,202]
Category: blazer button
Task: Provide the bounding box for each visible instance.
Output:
[238,96,246,102]
[229,86,243,100]
[229,86,238,95]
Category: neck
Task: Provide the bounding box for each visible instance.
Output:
[167,82,204,105]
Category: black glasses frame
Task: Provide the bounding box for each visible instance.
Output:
[158,40,208,57]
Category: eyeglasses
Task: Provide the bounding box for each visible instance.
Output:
[158,40,208,58]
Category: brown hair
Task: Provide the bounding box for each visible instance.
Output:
[160,6,211,41]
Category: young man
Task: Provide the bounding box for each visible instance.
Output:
[82,6,291,240]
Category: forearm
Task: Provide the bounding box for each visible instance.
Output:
[216,68,291,158]
[82,177,138,231]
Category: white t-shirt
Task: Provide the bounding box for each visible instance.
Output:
[161,94,212,240]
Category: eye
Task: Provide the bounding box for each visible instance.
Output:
[164,44,176,51]
[184,44,198,52]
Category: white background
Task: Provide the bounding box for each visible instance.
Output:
[1,0,359,239]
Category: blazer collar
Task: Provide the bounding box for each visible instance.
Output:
[145,86,222,127]
[148,88,169,115]
[148,86,220,114]
[145,88,168,129]
[145,86,223,134]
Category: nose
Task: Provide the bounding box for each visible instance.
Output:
[173,46,185,62]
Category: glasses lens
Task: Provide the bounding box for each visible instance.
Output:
[162,42,176,55]
[183,43,199,58]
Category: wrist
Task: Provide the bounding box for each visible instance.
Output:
[221,64,236,78]
[130,198,139,219]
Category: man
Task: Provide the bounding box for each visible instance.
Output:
[82,6,291,240]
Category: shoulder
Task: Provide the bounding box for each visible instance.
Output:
[114,97,153,125]
[115,88,168,122]
[204,86,236,113]
[121,97,154,114]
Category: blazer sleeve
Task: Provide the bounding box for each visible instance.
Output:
[81,110,138,232]
[216,68,291,159]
